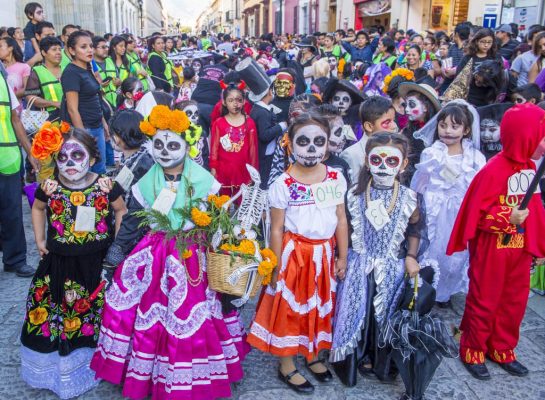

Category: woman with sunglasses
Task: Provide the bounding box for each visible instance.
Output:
[123,34,149,92]
[455,28,504,107]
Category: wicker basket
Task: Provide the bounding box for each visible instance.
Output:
[207,251,263,297]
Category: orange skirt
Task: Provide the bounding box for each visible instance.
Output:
[247,231,336,360]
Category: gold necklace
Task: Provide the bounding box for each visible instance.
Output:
[165,174,177,193]
[366,179,399,215]
[184,249,203,286]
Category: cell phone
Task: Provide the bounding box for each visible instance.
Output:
[103,77,112,84]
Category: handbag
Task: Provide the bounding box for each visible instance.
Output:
[21,96,49,135]
[397,267,437,316]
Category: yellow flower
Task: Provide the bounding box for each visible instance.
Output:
[69,191,86,206]
[170,109,191,133]
[63,317,81,332]
[191,207,211,227]
[238,239,256,255]
[207,194,218,204]
[209,194,230,209]
[70,224,88,239]
[28,307,48,325]
[148,105,172,130]
[260,248,278,267]
[262,274,272,285]
[220,243,234,252]
[140,120,157,136]
[182,249,193,259]
[258,260,275,276]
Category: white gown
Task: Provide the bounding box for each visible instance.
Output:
[411,139,486,302]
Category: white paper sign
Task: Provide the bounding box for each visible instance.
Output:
[152,188,177,215]
[507,169,540,196]
[311,180,345,209]
[74,206,96,232]
[220,134,233,151]
[440,163,459,183]
[365,199,391,231]
[114,165,135,192]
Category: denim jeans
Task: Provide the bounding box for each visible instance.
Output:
[105,140,115,166]
[86,126,106,174]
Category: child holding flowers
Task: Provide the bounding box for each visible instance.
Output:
[20,123,127,399]
[90,105,250,400]
[247,113,349,394]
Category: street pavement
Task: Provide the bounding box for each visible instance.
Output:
[1,194,544,399]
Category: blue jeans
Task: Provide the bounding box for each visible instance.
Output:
[86,126,106,174]
[105,140,115,166]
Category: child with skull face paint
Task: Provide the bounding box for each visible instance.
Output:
[175,99,209,168]
[477,103,513,160]
[323,79,365,142]
[411,102,486,307]
[91,105,249,400]
[248,113,349,394]
[210,84,259,198]
[21,127,127,399]
[331,133,431,390]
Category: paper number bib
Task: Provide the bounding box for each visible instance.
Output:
[508,169,540,196]
[115,166,135,192]
[311,181,345,209]
[74,206,96,232]
[152,188,176,215]
[365,200,390,231]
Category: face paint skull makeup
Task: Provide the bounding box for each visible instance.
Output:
[57,140,91,183]
[480,119,501,144]
[332,90,352,115]
[183,104,199,125]
[368,146,404,187]
[152,130,188,169]
[292,125,327,167]
[327,117,346,155]
[405,95,427,121]
[274,73,295,98]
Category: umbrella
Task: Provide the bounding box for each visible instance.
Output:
[379,268,458,400]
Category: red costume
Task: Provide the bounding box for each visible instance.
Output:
[447,104,545,365]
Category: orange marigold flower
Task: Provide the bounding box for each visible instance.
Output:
[59,121,71,133]
[260,248,278,267]
[148,105,171,130]
[207,194,218,204]
[213,195,230,208]
[238,239,256,255]
[182,249,193,259]
[140,120,157,136]
[170,110,190,133]
[258,260,275,276]
[262,274,272,285]
[31,141,50,160]
[191,207,211,227]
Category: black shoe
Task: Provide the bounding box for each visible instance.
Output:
[15,264,35,278]
[496,360,529,377]
[277,368,315,394]
[357,362,374,377]
[306,360,333,382]
[463,362,491,380]
[4,265,17,273]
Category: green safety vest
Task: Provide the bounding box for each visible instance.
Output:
[127,51,149,92]
[201,38,211,51]
[32,64,63,112]
[101,57,131,107]
[147,51,173,88]
[373,53,397,67]
[60,50,72,71]
[0,74,21,175]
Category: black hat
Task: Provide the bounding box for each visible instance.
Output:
[295,37,317,53]
[322,78,364,105]
[235,57,272,102]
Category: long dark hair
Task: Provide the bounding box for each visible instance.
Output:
[466,28,497,58]
[116,76,140,108]
[355,132,409,194]
[109,109,146,149]
[533,31,545,72]
[109,35,130,71]
[433,104,473,142]
[147,36,164,53]
[67,31,92,60]
[472,59,506,104]
[0,37,24,63]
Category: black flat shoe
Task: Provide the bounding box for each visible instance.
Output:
[496,360,529,377]
[278,368,315,394]
[306,360,333,382]
[463,362,491,380]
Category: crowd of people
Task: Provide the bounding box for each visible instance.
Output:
[1,1,545,400]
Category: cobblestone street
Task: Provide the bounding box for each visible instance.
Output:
[0,195,544,400]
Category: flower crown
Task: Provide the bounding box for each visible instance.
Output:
[31,121,71,160]
[140,105,202,159]
[382,68,414,95]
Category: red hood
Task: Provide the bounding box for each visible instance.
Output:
[500,103,545,164]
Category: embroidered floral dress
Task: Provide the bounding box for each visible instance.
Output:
[20,176,123,399]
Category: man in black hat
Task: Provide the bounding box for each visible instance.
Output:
[496,24,518,63]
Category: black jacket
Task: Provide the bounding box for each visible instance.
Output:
[250,103,284,188]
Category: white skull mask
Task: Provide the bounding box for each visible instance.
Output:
[368,146,404,187]
[183,104,199,125]
[328,117,346,155]
[292,125,327,167]
[480,119,500,143]
[57,140,90,183]
[405,95,427,122]
[332,90,352,114]
[152,130,188,169]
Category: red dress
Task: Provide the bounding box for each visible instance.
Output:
[209,116,259,197]
[447,104,545,365]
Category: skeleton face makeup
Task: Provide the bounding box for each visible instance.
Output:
[292,125,327,167]
[368,146,404,187]
[332,90,352,114]
[183,104,199,125]
[405,95,427,122]
[57,140,91,183]
[274,74,295,98]
[328,117,346,155]
[480,119,501,144]
[152,130,188,169]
